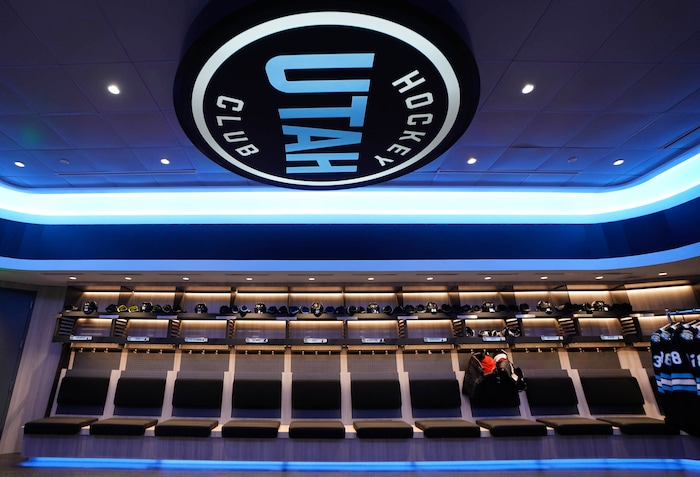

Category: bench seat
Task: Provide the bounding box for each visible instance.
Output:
[222,420,280,438]
[288,420,345,439]
[536,417,613,436]
[154,419,218,437]
[415,419,481,438]
[476,418,547,437]
[353,420,413,439]
[24,417,98,435]
[90,418,158,436]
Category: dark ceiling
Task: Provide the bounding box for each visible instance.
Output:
[0,0,698,190]
[0,0,699,289]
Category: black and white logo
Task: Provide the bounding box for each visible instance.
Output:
[174,0,479,189]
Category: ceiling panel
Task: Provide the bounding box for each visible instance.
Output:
[42,114,125,149]
[7,0,129,64]
[565,113,655,149]
[0,1,54,65]
[514,112,595,147]
[515,1,639,62]
[481,61,581,111]
[104,112,179,148]
[98,0,201,62]
[63,63,159,113]
[608,63,700,113]
[0,66,95,114]
[545,62,653,112]
[591,0,700,63]
[0,115,72,150]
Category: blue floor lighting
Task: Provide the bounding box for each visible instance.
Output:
[20,457,700,473]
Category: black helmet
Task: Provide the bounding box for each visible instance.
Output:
[219,305,232,314]
[311,302,324,317]
[519,303,531,313]
[367,302,380,314]
[194,303,208,314]
[152,304,162,313]
[278,305,289,316]
[106,304,118,313]
[325,306,336,314]
[254,303,267,314]
[162,304,173,313]
[267,305,278,315]
[335,306,346,315]
[82,301,97,314]
[382,305,393,314]
[426,302,438,314]
[141,302,153,313]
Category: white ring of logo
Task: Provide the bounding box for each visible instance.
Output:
[191,11,461,187]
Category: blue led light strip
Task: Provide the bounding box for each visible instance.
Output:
[20,457,700,472]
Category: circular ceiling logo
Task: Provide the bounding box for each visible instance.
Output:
[174,1,479,189]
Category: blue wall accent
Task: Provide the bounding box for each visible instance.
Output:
[0,197,699,262]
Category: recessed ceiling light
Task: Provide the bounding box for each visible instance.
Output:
[245,277,253,281]
[484,276,492,280]
[14,161,25,168]
[426,277,434,281]
[182,277,190,281]
[107,84,120,95]
[658,272,668,276]
[160,158,170,165]
[613,159,625,166]
[308,277,315,281]
[595,276,604,280]
[124,276,132,281]
[367,277,375,281]
[521,83,535,94]
[59,159,70,165]
[467,157,477,165]
[540,276,549,280]
[69,276,77,280]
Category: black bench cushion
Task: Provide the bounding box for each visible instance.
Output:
[580,376,644,408]
[222,420,280,438]
[90,418,158,436]
[154,419,218,437]
[351,379,401,410]
[353,420,413,439]
[476,418,547,437]
[536,417,613,436]
[56,376,110,407]
[598,417,680,435]
[415,419,481,438]
[292,379,341,411]
[288,420,345,439]
[232,379,282,410]
[172,378,223,409]
[409,378,461,409]
[525,376,578,407]
[114,377,166,408]
[24,417,98,435]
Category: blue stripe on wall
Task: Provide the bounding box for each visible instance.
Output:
[0,197,698,262]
